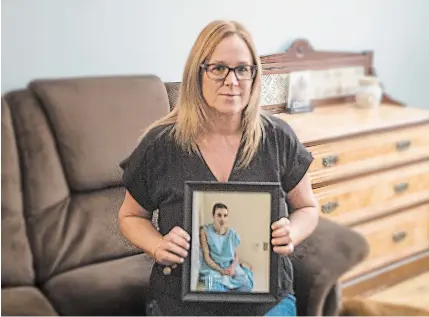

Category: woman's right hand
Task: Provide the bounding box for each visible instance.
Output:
[153,226,190,266]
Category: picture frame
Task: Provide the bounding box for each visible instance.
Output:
[181,181,281,303]
[286,70,314,114]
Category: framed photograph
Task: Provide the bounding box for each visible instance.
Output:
[286,70,314,114]
[181,181,281,303]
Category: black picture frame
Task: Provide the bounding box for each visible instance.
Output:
[181,181,281,303]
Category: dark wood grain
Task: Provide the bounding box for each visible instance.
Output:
[341,250,429,297]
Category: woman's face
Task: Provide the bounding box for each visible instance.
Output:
[201,35,254,116]
[213,207,229,229]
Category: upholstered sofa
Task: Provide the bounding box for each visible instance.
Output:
[1,75,369,316]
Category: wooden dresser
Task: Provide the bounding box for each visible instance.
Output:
[260,40,429,296]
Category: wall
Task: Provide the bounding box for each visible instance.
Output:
[2,0,429,108]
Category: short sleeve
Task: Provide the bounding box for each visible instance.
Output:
[230,228,241,249]
[277,119,314,193]
[119,133,159,212]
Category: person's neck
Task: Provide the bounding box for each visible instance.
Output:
[206,109,242,136]
[213,224,227,235]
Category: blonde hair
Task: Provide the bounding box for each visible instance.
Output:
[141,20,265,168]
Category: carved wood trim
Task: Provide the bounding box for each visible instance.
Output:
[261,39,373,74]
[259,39,404,113]
[261,104,285,114]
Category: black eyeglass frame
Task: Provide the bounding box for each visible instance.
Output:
[200,63,258,81]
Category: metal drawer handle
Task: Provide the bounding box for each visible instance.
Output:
[322,155,339,168]
[394,182,409,193]
[396,140,411,151]
[392,231,407,243]
[321,201,338,214]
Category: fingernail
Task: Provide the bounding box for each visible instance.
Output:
[180,258,184,263]
[186,243,190,249]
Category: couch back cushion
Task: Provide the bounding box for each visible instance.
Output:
[6,89,74,282]
[29,75,170,192]
[6,76,170,283]
[1,98,35,286]
[164,82,181,110]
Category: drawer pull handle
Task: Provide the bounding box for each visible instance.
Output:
[392,231,407,243]
[394,182,409,193]
[322,155,339,168]
[396,140,411,151]
[321,202,338,214]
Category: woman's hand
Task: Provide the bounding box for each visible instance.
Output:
[153,226,190,266]
[271,217,294,256]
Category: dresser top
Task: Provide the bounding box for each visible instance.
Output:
[275,103,429,146]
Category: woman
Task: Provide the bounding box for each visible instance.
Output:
[199,203,254,292]
[118,19,319,316]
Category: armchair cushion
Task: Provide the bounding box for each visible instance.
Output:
[291,217,369,316]
[29,75,170,192]
[1,99,35,287]
[42,254,154,316]
[1,287,58,316]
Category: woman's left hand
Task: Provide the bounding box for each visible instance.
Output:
[271,217,294,255]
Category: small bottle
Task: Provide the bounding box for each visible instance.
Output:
[355,76,383,108]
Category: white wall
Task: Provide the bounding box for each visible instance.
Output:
[2,0,429,108]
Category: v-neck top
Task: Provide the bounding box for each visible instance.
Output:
[195,134,243,183]
[119,114,313,301]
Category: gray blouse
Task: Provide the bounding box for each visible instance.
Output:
[120,114,313,304]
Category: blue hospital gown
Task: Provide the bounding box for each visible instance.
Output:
[199,224,254,292]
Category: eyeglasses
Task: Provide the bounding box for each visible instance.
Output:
[200,63,257,81]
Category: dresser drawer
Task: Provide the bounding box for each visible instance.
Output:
[314,160,429,225]
[341,203,429,281]
[308,124,429,186]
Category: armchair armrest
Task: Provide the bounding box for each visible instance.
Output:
[291,217,369,316]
